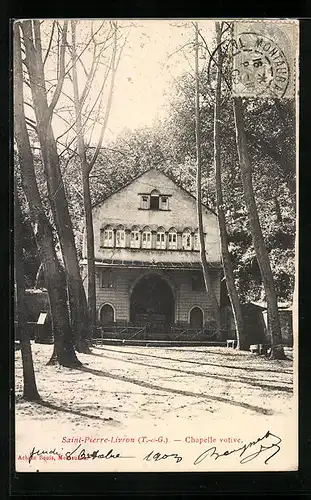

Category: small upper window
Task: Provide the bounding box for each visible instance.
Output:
[140,189,170,211]
[160,196,169,210]
[141,195,149,209]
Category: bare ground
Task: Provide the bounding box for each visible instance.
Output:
[15,343,294,430]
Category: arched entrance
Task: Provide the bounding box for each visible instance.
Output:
[130,274,174,332]
[100,303,115,325]
[189,306,203,328]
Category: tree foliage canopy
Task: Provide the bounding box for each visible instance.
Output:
[17,21,296,304]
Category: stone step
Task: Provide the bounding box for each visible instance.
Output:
[94,331,219,341]
[93,338,226,347]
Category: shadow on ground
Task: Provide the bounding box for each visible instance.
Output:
[75,365,275,416]
[16,397,122,425]
[90,350,292,393]
[94,346,292,374]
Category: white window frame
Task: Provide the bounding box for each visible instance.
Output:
[160,195,169,210]
[130,230,140,249]
[193,231,200,251]
[168,230,177,250]
[142,230,152,249]
[116,229,125,248]
[182,230,192,251]
[141,195,149,209]
[156,230,166,250]
[103,229,114,248]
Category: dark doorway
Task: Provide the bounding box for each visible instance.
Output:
[189,307,203,328]
[130,274,174,332]
[150,195,159,210]
[100,304,114,325]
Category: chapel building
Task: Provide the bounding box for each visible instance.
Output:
[81,168,224,340]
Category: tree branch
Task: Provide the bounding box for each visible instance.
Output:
[63,21,105,79]
[58,135,77,158]
[23,100,34,110]
[78,56,90,78]
[25,117,38,132]
[47,20,68,122]
[43,21,56,66]
[33,20,42,54]
[88,22,126,172]
[166,41,194,60]
[79,34,115,108]
[87,145,128,157]
[54,31,114,146]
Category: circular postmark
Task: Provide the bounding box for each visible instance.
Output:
[231,32,290,98]
[207,29,292,99]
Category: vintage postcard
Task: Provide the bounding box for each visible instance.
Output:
[13,18,299,473]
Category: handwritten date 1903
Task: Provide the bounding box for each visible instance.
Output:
[143,450,182,463]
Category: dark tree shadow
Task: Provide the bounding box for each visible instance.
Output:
[94,346,293,375]
[76,365,275,416]
[92,351,293,394]
[28,399,122,425]
[82,351,104,357]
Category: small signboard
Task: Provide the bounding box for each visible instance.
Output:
[37,312,47,325]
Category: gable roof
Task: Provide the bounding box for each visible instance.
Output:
[92,167,217,216]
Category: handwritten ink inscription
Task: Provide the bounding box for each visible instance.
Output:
[27,444,126,463]
[20,430,282,468]
[193,431,282,465]
[143,450,182,463]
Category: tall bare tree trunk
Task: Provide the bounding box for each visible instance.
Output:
[71,21,96,333]
[14,22,81,367]
[194,22,221,336]
[233,96,286,359]
[214,23,247,349]
[21,20,91,353]
[34,262,44,289]
[83,177,96,330]
[14,191,41,400]
[70,21,119,335]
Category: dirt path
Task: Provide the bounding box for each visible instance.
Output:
[14,344,296,472]
[15,344,293,429]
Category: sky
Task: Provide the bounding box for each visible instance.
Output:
[103,20,203,141]
[47,19,215,145]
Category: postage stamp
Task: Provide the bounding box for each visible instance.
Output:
[232,21,298,98]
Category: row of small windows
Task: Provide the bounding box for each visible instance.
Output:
[100,226,202,251]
